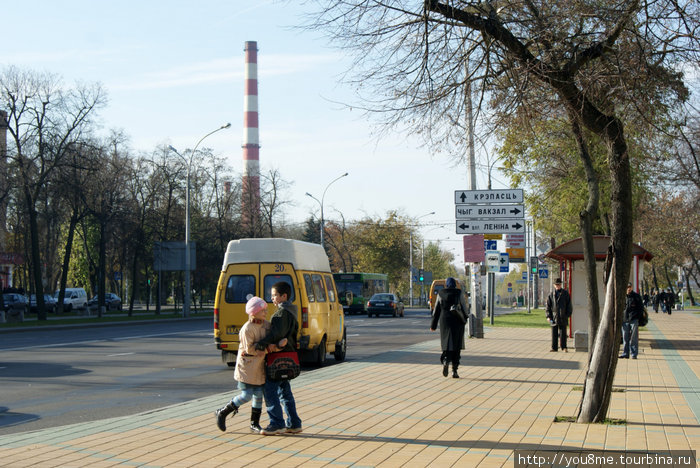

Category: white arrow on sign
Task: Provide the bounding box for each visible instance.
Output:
[456,220,525,234]
[456,204,525,219]
[455,189,524,204]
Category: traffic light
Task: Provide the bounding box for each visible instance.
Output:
[530,256,538,274]
[418,269,424,283]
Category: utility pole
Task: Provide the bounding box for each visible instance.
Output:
[465,63,483,338]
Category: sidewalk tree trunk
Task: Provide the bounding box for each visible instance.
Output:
[304,0,697,422]
[568,113,602,361]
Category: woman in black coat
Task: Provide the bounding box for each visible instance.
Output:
[430,277,469,378]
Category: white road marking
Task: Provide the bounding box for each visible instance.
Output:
[107,352,135,357]
[2,329,212,352]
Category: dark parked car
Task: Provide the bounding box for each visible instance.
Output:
[2,293,29,314]
[88,293,122,311]
[366,293,404,318]
[30,294,58,314]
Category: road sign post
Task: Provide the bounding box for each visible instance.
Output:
[454,188,525,339]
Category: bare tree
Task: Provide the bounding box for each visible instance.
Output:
[1,66,105,320]
[260,168,294,238]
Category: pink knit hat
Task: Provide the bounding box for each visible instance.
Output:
[245,296,267,316]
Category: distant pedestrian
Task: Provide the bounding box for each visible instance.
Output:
[652,289,660,313]
[546,278,573,352]
[430,277,469,378]
[665,288,675,314]
[256,281,303,435]
[658,289,668,313]
[214,296,286,433]
[620,283,644,359]
[643,292,650,307]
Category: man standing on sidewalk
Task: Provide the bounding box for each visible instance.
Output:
[620,282,644,359]
[546,278,572,352]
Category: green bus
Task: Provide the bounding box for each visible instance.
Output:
[333,273,388,315]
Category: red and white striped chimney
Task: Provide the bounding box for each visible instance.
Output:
[241,40,260,234]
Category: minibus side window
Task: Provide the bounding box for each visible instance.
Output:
[304,274,315,302]
[312,274,327,302]
[225,275,256,303]
[324,275,336,302]
[264,275,295,302]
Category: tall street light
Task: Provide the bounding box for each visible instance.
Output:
[410,211,435,307]
[305,172,348,248]
[169,122,231,317]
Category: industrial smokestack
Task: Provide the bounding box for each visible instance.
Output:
[241,41,260,235]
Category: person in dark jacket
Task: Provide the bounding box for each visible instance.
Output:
[255,281,302,435]
[664,288,675,314]
[546,278,573,352]
[430,277,469,378]
[620,282,644,359]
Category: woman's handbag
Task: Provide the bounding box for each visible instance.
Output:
[265,351,301,381]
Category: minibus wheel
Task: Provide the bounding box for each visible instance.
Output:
[316,337,327,367]
[334,330,346,362]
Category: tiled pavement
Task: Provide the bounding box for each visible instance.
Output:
[0,309,697,467]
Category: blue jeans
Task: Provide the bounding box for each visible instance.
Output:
[622,319,639,357]
[264,380,302,429]
[232,381,264,409]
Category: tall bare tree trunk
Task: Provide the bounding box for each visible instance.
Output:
[57,213,79,314]
[682,266,695,306]
[569,114,601,362]
[25,190,47,320]
[578,120,634,423]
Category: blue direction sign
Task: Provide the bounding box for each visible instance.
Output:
[484,240,497,251]
[499,252,509,272]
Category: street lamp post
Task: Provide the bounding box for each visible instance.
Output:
[169,123,231,317]
[305,172,348,247]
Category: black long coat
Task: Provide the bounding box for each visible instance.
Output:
[430,288,469,351]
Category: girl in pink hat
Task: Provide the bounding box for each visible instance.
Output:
[214,296,286,433]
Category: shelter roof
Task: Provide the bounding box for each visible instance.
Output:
[544,235,653,263]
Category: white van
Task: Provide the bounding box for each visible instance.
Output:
[214,238,346,367]
[54,288,88,312]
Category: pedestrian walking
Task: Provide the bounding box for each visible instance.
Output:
[214,296,286,433]
[430,277,469,378]
[658,288,668,313]
[620,283,644,359]
[652,289,659,313]
[546,278,573,352]
[665,288,675,314]
[256,281,303,435]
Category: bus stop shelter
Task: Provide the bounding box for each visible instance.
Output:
[543,235,653,351]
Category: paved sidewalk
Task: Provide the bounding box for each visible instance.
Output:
[0,309,698,467]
